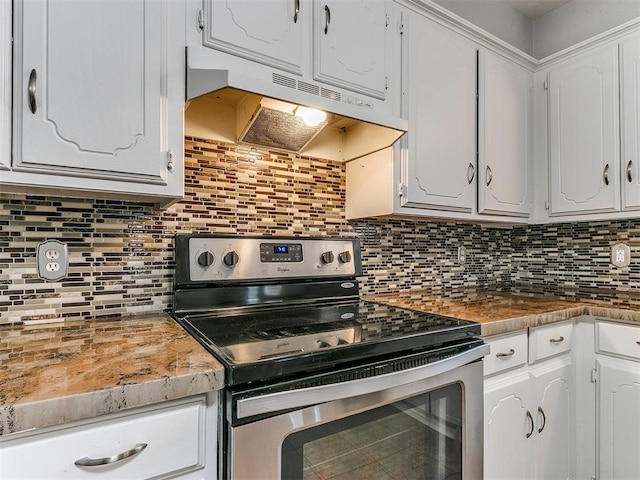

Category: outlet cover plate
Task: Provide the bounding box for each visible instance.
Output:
[36,240,69,281]
[611,243,631,268]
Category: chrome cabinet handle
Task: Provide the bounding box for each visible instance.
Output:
[628,160,633,183]
[293,0,299,23]
[603,164,610,186]
[74,443,147,467]
[28,69,37,114]
[467,163,475,184]
[324,5,330,34]
[486,165,493,186]
[496,348,515,359]
[525,410,534,439]
[549,336,565,344]
[537,406,546,433]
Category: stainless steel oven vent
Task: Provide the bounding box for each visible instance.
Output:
[240,104,327,153]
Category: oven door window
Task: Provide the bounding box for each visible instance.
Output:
[281,383,463,480]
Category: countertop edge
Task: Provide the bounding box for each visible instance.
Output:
[0,369,223,437]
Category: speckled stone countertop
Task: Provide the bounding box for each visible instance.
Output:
[0,314,223,437]
[365,288,640,337]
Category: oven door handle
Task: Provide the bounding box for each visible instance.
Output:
[235,343,490,420]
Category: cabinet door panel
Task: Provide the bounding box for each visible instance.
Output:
[548,45,620,215]
[598,357,640,480]
[204,0,304,74]
[403,16,476,213]
[478,50,531,217]
[622,33,640,210]
[313,0,386,99]
[484,373,534,480]
[14,0,167,184]
[0,0,10,171]
[532,361,573,480]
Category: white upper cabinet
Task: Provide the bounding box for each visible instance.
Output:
[547,44,620,215]
[621,32,640,211]
[402,14,477,213]
[0,0,10,171]
[203,0,304,74]
[313,0,387,99]
[7,0,184,203]
[478,50,532,217]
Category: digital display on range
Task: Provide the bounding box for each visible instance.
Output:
[260,243,303,263]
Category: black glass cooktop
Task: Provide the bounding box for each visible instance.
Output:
[175,300,480,386]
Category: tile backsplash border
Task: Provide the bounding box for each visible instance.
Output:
[1,137,638,325]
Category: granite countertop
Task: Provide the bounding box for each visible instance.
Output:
[365,288,640,336]
[0,313,224,437]
[3,288,639,438]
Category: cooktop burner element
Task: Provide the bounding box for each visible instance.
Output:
[171,235,481,386]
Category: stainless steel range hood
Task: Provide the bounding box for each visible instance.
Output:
[185,47,407,162]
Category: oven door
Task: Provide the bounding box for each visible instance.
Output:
[228,343,489,480]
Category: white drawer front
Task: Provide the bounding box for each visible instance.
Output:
[484,331,528,376]
[597,321,640,361]
[0,398,205,480]
[529,321,573,364]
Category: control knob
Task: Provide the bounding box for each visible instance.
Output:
[197,251,214,267]
[223,250,240,267]
[338,251,352,264]
[320,251,335,264]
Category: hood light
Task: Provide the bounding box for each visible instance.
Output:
[294,106,327,127]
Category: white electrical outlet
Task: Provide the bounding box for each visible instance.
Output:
[457,246,467,265]
[611,243,631,268]
[37,240,69,281]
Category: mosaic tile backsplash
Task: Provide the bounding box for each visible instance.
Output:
[1,137,638,324]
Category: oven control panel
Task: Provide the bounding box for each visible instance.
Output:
[259,243,303,263]
[177,235,362,283]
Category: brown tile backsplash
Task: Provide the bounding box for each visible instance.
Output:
[0,137,638,325]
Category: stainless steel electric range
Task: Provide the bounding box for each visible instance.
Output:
[172,234,489,480]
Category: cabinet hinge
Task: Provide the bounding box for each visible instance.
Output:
[196,9,204,31]
[399,22,404,35]
[397,182,406,198]
[543,79,549,91]
[590,367,598,383]
[167,150,175,172]
[386,13,390,27]
[385,76,389,91]
[544,200,549,210]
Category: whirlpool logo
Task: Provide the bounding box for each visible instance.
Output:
[277,267,291,273]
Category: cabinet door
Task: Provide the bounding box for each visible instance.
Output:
[313,0,387,99]
[531,358,573,480]
[13,0,174,187]
[478,50,531,217]
[548,45,620,215]
[0,0,10,171]
[621,33,640,210]
[203,0,305,75]
[484,372,535,480]
[402,15,476,213]
[598,356,640,480]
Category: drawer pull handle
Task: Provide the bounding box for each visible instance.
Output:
[636,341,640,346]
[496,349,515,359]
[525,410,534,439]
[74,443,147,467]
[549,336,565,344]
[537,406,546,434]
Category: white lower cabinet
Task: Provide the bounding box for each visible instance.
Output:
[0,394,218,480]
[596,321,640,480]
[484,323,574,480]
